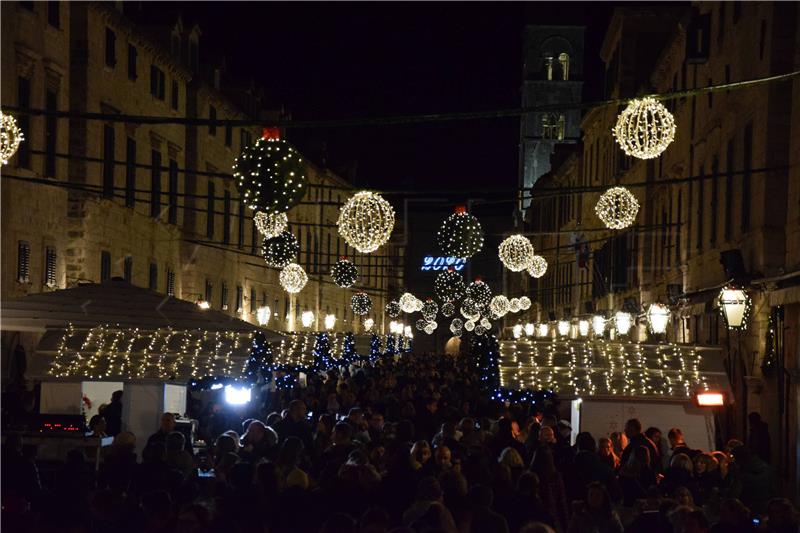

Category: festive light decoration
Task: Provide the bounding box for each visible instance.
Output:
[646,303,671,334]
[436,206,484,258]
[399,292,418,314]
[324,314,336,330]
[262,231,300,268]
[364,318,375,331]
[385,300,401,318]
[557,320,570,337]
[434,269,466,302]
[512,324,523,339]
[614,311,633,335]
[423,323,436,335]
[508,298,521,314]
[612,97,676,160]
[718,286,752,330]
[421,299,439,321]
[440,302,455,317]
[256,306,271,326]
[416,319,427,331]
[1,112,24,165]
[518,296,532,311]
[464,319,475,332]
[337,191,395,253]
[460,298,481,320]
[499,235,535,272]
[595,187,640,230]
[450,318,464,332]
[412,297,425,312]
[578,320,590,337]
[524,323,535,337]
[489,295,510,317]
[301,311,315,328]
[479,317,491,330]
[592,315,606,336]
[279,263,308,293]
[233,138,308,214]
[538,323,549,338]
[527,255,548,278]
[474,324,486,336]
[466,279,492,308]
[404,326,413,337]
[351,292,373,316]
[254,211,288,239]
[331,257,359,288]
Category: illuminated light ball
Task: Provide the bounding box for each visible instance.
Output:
[424,323,436,335]
[450,318,463,332]
[474,324,486,336]
[262,231,299,268]
[254,211,288,239]
[527,255,548,278]
[440,302,455,317]
[279,263,308,293]
[233,138,308,214]
[412,297,425,312]
[436,205,484,258]
[1,112,25,165]
[595,186,640,230]
[466,279,492,308]
[421,299,438,321]
[498,234,535,272]
[385,300,401,318]
[330,257,358,288]
[518,296,532,311]
[416,319,427,331]
[363,318,374,331]
[351,292,373,316]
[508,298,521,314]
[479,317,491,330]
[464,319,476,332]
[612,96,676,160]
[460,298,481,320]
[399,292,418,314]
[337,191,395,253]
[434,269,466,302]
[489,295,510,317]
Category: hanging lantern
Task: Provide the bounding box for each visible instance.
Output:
[479,317,492,330]
[595,187,640,230]
[421,299,438,321]
[592,315,606,336]
[434,268,466,302]
[612,96,676,160]
[399,292,418,314]
[436,205,484,258]
[324,314,336,330]
[330,257,358,288]
[527,255,548,278]
[423,322,436,335]
[578,320,590,337]
[385,300,401,318]
[301,311,315,328]
[262,231,299,268]
[254,211,288,239]
[512,324,523,338]
[489,295,510,317]
[615,311,633,335]
[466,279,492,308]
[440,302,456,317]
[537,323,549,338]
[508,298,521,313]
[337,191,395,253]
[279,263,308,293]
[450,318,464,332]
[718,286,752,330]
[1,112,25,165]
[233,138,308,214]
[646,303,670,334]
[524,323,535,337]
[557,320,570,337]
[256,306,271,326]
[351,292,373,316]
[499,234,535,272]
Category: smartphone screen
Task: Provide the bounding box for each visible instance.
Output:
[198,468,215,478]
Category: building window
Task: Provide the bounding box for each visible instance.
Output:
[742,123,753,232]
[166,269,175,296]
[206,181,215,239]
[44,89,57,177]
[168,159,178,224]
[696,166,704,250]
[710,157,718,246]
[100,251,111,282]
[123,256,133,282]
[250,287,257,314]
[105,28,117,68]
[223,190,231,244]
[225,125,232,147]
[725,140,734,240]
[47,1,59,28]
[558,52,570,81]
[209,106,217,136]
[149,263,158,291]
[125,138,136,207]
[221,282,229,310]
[205,279,213,304]
[44,246,57,288]
[150,150,161,218]
[251,219,258,254]
[240,129,252,150]
[150,65,165,100]
[17,77,30,168]
[236,285,243,312]
[17,241,31,283]
[171,80,179,110]
[237,199,245,248]
[103,124,115,198]
[127,44,137,80]
[675,192,682,265]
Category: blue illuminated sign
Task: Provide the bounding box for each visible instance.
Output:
[421,256,467,272]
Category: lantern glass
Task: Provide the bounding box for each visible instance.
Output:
[646,303,670,334]
[257,306,271,326]
[524,323,535,337]
[512,324,523,338]
[301,311,314,328]
[592,315,606,336]
[404,325,413,337]
[364,318,375,331]
[324,314,336,330]
[557,320,570,337]
[578,320,590,337]
[615,312,633,335]
[720,288,748,328]
[538,323,549,338]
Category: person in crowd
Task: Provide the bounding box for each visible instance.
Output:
[507,471,555,532]
[403,476,445,526]
[567,481,624,533]
[610,431,628,458]
[598,436,621,471]
[645,426,669,469]
[165,430,194,477]
[87,414,108,437]
[410,440,432,471]
[709,498,754,533]
[468,484,510,533]
[272,399,314,451]
[619,445,657,507]
[747,411,772,464]
[621,418,660,473]
[729,445,777,516]
[763,498,800,533]
[147,412,193,454]
[693,452,721,504]
[569,431,620,503]
[668,427,701,460]
[99,431,137,491]
[239,419,277,463]
[104,390,124,437]
[368,411,385,443]
[530,446,569,532]
[661,453,698,499]
[1,434,42,517]
[499,446,525,484]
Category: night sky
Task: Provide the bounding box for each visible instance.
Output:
[169,2,617,199]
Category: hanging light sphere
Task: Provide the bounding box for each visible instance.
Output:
[233,138,308,214]
[254,211,288,239]
[489,295,510,317]
[595,186,640,230]
[479,317,492,330]
[466,279,492,308]
[330,257,359,288]
[279,263,308,293]
[440,302,456,317]
[450,318,463,331]
[262,231,300,268]
[557,320,570,337]
[399,292,418,314]
[518,296,532,311]
[416,319,427,331]
[508,298,521,314]
[337,191,395,253]
[1,112,25,165]
[436,205,484,258]
[351,292,373,316]
[434,268,466,302]
[527,256,548,278]
[424,323,436,335]
[499,234,535,272]
[385,300,402,318]
[612,96,676,160]
[460,298,481,319]
[421,299,439,321]
[474,324,486,336]
[464,319,476,332]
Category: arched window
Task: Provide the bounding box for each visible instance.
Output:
[543,56,554,81]
[558,53,570,81]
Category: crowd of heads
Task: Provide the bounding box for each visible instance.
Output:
[1,352,797,533]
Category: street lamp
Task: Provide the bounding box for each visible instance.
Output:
[538,323,549,338]
[364,318,375,331]
[301,311,315,328]
[557,320,570,337]
[646,303,670,334]
[524,323,535,337]
[592,315,606,336]
[578,320,590,337]
[718,286,751,329]
[513,324,523,339]
[324,314,336,330]
[615,311,633,335]
[256,306,271,326]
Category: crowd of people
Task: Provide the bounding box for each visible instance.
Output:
[1,352,797,533]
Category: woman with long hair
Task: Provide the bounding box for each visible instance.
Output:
[530,447,569,532]
[618,445,657,507]
[567,482,623,533]
[597,437,621,471]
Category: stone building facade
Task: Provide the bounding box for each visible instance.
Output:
[521,3,800,497]
[1,1,401,343]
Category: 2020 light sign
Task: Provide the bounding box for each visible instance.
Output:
[421,256,466,272]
